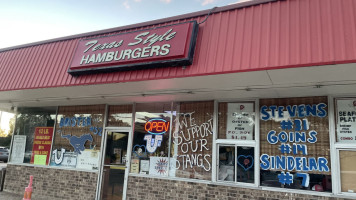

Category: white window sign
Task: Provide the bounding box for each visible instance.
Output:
[226,103,254,140]
[76,149,100,170]
[337,99,356,143]
[10,135,27,163]
[149,156,169,176]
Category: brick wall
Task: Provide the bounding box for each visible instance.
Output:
[4,164,98,200]
[126,176,351,200]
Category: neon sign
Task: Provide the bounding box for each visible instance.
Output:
[144,118,170,135]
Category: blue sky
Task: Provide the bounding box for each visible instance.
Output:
[0,0,241,49]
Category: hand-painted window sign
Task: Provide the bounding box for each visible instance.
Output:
[260,103,329,187]
[62,133,93,154]
[59,117,91,128]
[68,21,198,75]
[144,118,170,135]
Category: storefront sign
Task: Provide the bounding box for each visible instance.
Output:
[10,135,26,163]
[30,127,54,165]
[68,21,198,75]
[336,99,356,142]
[226,103,254,140]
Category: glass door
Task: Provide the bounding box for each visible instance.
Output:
[100,130,129,200]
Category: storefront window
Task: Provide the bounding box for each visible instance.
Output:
[216,101,256,184]
[50,105,105,170]
[218,145,254,183]
[130,101,213,180]
[107,105,133,127]
[218,102,255,140]
[335,98,356,195]
[339,150,356,193]
[10,107,56,164]
[131,102,172,176]
[218,145,235,182]
[260,97,332,192]
[171,101,213,180]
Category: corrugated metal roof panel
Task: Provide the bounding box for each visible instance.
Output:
[0,0,356,91]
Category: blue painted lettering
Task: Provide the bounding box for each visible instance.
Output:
[306,104,317,116]
[317,103,327,118]
[270,105,277,118]
[297,104,306,117]
[267,130,278,144]
[286,105,297,118]
[318,157,329,172]
[307,130,317,143]
[260,154,270,170]
[260,106,270,121]
[276,156,286,170]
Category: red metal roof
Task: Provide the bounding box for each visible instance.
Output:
[0,0,356,91]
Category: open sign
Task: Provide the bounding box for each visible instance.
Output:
[144,118,170,135]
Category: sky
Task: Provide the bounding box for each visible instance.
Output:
[0,0,242,49]
[0,112,14,134]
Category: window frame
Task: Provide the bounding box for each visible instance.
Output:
[215,99,259,187]
[130,102,174,177]
[333,97,356,196]
[336,148,356,196]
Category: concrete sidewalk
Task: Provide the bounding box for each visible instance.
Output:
[0,191,23,200]
[0,191,51,200]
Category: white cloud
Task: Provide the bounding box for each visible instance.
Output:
[160,0,172,3]
[123,1,130,9]
[134,0,142,2]
[201,0,217,6]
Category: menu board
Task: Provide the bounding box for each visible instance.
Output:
[10,135,26,163]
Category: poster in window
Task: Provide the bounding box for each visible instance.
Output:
[140,160,149,174]
[114,148,122,164]
[226,103,254,140]
[50,151,77,168]
[76,149,100,170]
[336,99,356,143]
[10,135,26,163]
[149,156,169,176]
[130,159,140,173]
[30,127,54,165]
